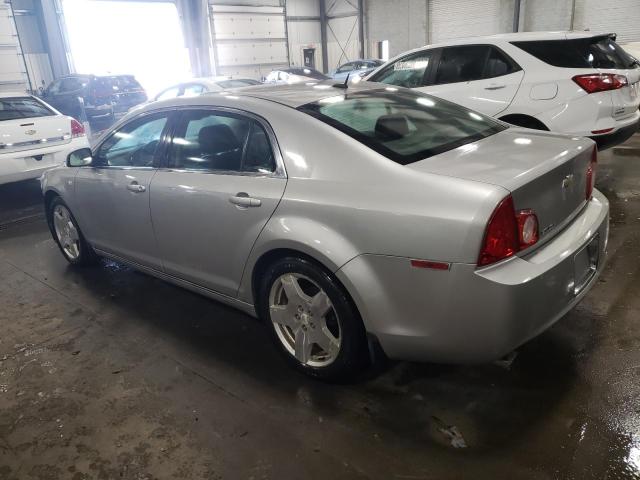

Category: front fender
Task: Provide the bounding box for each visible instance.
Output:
[236,215,361,305]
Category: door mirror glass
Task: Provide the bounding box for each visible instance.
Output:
[67,148,93,167]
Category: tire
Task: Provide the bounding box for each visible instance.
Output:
[47,196,98,266]
[257,256,368,381]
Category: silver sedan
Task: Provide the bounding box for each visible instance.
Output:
[41,81,609,380]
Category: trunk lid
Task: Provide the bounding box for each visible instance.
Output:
[407,127,594,244]
[0,115,72,154]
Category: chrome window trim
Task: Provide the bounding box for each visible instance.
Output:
[163,105,287,179]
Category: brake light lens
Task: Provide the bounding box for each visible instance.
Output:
[572,74,628,94]
[478,195,540,267]
[586,146,597,200]
[70,118,85,138]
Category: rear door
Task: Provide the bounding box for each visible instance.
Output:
[150,108,286,297]
[44,76,90,120]
[423,45,524,116]
[73,111,171,269]
[0,96,71,153]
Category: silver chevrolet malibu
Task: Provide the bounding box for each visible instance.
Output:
[41,81,609,380]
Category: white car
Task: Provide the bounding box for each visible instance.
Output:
[367,31,640,149]
[153,77,261,101]
[0,93,89,185]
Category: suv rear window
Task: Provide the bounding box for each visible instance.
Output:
[95,76,143,93]
[0,97,54,121]
[298,89,505,165]
[512,36,639,69]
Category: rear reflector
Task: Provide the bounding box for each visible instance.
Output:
[70,118,85,138]
[572,74,628,94]
[410,259,450,271]
[591,128,614,135]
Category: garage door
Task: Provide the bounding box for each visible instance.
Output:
[0,1,29,93]
[210,4,289,79]
[428,0,513,44]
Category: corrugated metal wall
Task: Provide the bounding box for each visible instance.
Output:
[428,0,515,43]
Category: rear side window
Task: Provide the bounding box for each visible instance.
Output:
[298,89,505,165]
[0,97,54,121]
[512,36,639,69]
[370,50,434,88]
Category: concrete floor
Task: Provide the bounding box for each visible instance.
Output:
[1,137,640,480]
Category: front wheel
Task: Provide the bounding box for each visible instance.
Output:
[48,197,98,266]
[258,256,368,381]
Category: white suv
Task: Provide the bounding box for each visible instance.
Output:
[367,32,640,149]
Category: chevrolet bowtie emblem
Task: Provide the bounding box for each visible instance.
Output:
[562,174,574,189]
[24,129,36,135]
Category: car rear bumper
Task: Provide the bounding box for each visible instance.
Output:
[589,117,639,150]
[336,189,609,364]
[0,137,89,185]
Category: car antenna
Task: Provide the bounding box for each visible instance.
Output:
[333,72,350,89]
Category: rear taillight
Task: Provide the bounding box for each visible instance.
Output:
[572,73,628,94]
[478,195,540,267]
[71,118,85,138]
[586,146,597,200]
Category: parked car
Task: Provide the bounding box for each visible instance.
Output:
[41,74,147,125]
[0,93,89,185]
[42,82,609,380]
[264,67,330,84]
[153,77,261,101]
[367,31,640,149]
[331,59,384,80]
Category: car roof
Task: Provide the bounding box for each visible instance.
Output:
[410,30,612,50]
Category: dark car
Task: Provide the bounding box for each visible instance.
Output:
[41,74,147,126]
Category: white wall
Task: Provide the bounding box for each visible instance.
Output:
[365,0,427,58]
[428,0,515,43]
[286,0,322,69]
[326,0,361,71]
[574,0,640,43]
[0,1,29,93]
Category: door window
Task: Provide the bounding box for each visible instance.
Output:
[96,113,169,167]
[156,86,180,101]
[484,47,520,78]
[434,46,491,85]
[337,62,356,74]
[60,77,89,93]
[183,84,205,97]
[370,50,434,88]
[169,110,275,173]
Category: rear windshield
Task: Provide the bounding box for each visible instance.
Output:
[298,89,505,165]
[0,97,54,121]
[512,36,639,69]
[287,68,329,80]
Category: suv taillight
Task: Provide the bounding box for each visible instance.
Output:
[71,118,85,138]
[586,146,597,200]
[478,195,539,267]
[572,74,628,94]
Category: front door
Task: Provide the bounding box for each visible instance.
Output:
[150,108,287,297]
[73,111,171,269]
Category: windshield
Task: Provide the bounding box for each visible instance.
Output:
[512,36,639,69]
[0,97,54,121]
[298,89,505,165]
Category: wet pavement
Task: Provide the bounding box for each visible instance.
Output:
[0,137,640,479]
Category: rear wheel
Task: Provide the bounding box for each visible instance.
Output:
[258,256,368,381]
[48,197,98,266]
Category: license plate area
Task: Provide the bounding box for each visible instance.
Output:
[574,234,599,295]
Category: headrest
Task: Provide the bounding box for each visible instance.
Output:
[198,124,239,153]
[375,114,410,141]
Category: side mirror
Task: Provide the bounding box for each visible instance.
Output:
[67,148,93,167]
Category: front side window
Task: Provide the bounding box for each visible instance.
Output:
[370,50,434,88]
[156,87,180,101]
[183,84,205,97]
[298,89,505,165]
[434,46,491,85]
[96,114,169,167]
[0,97,54,121]
[337,62,356,74]
[169,110,275,173]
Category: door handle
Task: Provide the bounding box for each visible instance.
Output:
[229,192,261,208]
[126,182,146,193]
[485,84,506,90]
